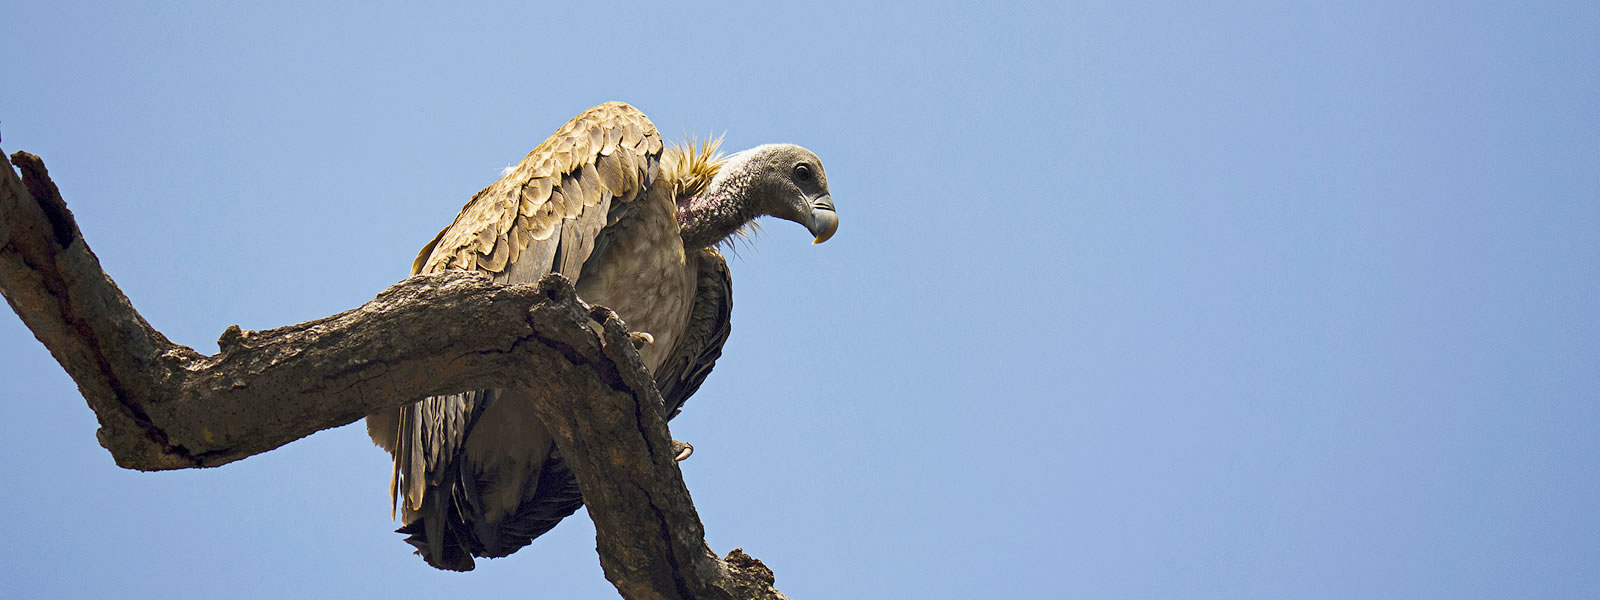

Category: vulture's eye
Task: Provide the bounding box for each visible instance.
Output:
[794,164,812,181]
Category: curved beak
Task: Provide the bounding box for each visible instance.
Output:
[807,194,838,244]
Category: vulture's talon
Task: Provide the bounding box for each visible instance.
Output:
[630,331,654,349]
[671,440,695,462]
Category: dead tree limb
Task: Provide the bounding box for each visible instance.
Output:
[0,149,787,600]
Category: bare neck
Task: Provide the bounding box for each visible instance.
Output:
[678,158,760,250]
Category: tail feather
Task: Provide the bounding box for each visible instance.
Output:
[396,450,586,569]
[398,498,476,571]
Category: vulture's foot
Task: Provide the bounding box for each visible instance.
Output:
[671,440,694,462]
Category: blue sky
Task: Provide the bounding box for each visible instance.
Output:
[3,1,1597,598]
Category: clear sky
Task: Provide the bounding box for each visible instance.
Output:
[3,1,1597,598]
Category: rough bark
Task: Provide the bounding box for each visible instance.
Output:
[0,149,788,600]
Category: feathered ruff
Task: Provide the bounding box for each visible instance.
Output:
[665,135,725,202]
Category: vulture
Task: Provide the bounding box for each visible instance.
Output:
[364,101,837,571]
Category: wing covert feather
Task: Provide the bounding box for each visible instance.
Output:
[411,101,661,280]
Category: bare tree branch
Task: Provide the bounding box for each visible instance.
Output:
[1,149,788,600]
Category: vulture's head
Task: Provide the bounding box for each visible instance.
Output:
[679,143,838,248]
[725,144,837,244]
